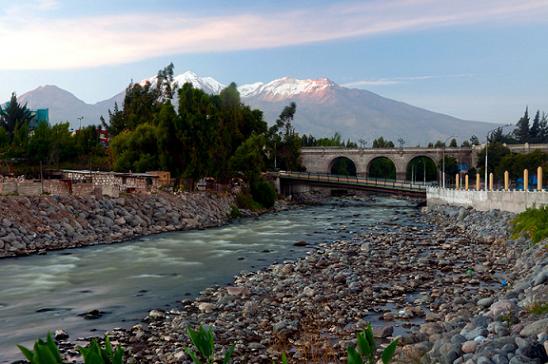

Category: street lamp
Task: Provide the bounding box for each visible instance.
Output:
[484,124,512,191]
[77,116,84,131]
[442,135,456,188]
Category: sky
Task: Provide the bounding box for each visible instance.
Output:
[0,0,547,123]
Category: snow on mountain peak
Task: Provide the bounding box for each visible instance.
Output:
[238,76,338,100]
[139,71,226,95]
[138,71,337,99]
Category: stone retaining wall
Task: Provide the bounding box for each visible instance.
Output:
[427,187,548,213]
[0,191,235,258]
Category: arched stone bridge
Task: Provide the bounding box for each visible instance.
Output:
[300,146,473,180]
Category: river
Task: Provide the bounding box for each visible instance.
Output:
[0,196,420,362]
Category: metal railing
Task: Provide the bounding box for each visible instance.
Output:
[277,171,432,192]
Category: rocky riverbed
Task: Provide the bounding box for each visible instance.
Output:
[13,201,546,364]
[47,203,546,364]
[0,192,235,258]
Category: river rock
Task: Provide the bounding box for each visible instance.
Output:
[519,318,548,337]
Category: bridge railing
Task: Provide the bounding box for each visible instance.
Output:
[277,171,433,192]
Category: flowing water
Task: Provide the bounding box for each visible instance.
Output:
[0,197,420,362]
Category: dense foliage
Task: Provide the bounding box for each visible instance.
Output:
[103,65,302,189]
[0,93,109,175]
[497,150,548,181]
[301,132,357,148]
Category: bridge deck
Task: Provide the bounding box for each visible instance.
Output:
[278,171,428,197]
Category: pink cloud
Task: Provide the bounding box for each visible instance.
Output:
[1,0,547,70]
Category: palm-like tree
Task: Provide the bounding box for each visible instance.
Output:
[0,93,34,140]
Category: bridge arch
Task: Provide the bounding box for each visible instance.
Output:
[367,156,397,180]
[329,156,357,176]
[405,155,438,182]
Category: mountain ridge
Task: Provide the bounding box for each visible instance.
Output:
[16,71,497,144]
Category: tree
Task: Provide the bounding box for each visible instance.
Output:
[27,122,52,163]
[156,62,175,101]
[434,140,445,148]
[229,133,267,181]
[372,137,394,148]
[268,102,302,171]
[530,110,541,143]
[0,93,34,140]
[498,150,548,181]
[156,102,182,176]
[110,123,160,172]
[539,112,548,142]
[469,135,480,146]
[449,138,458,148]
[476,142,511,177]
[461,140,471,147]
[513,107,530,143]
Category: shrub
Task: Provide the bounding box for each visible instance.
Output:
[250,178,276,208]
[512,206,548,243]
[347,324,398,364]
[236,191,262,211]
[229,205,242,218]
[185,325,234,364]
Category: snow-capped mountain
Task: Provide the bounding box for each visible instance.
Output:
[239,77,337,101]
[140,71,226,95]
[14,71,496,144]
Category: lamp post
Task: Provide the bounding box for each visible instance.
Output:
[484,124,512,191]
[77,116,84,131]
[442,135,456,188]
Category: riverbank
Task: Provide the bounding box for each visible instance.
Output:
[52,204,545,363]
[0,192,235,258]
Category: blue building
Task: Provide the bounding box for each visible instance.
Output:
[29,108,49,129]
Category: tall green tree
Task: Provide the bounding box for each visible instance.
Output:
[268,102,302,171]
[513,107,530,143]
[0,93,34,140]
[530,110,541,143]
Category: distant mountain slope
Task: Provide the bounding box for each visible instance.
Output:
[15,72,497,144]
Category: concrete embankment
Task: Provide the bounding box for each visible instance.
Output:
[91,204,546,363]
[427,187,548,213]
[0,192,235,258]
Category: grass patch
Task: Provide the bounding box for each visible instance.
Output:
[526,302,548,315]
[511,206,548,244]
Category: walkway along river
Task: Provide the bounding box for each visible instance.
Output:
[0,196,420,362]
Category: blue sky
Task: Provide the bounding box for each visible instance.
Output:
[0,0,547,123]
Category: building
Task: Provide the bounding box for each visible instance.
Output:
[61,170,171,197]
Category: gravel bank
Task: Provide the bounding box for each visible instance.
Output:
[40,204,548,363]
